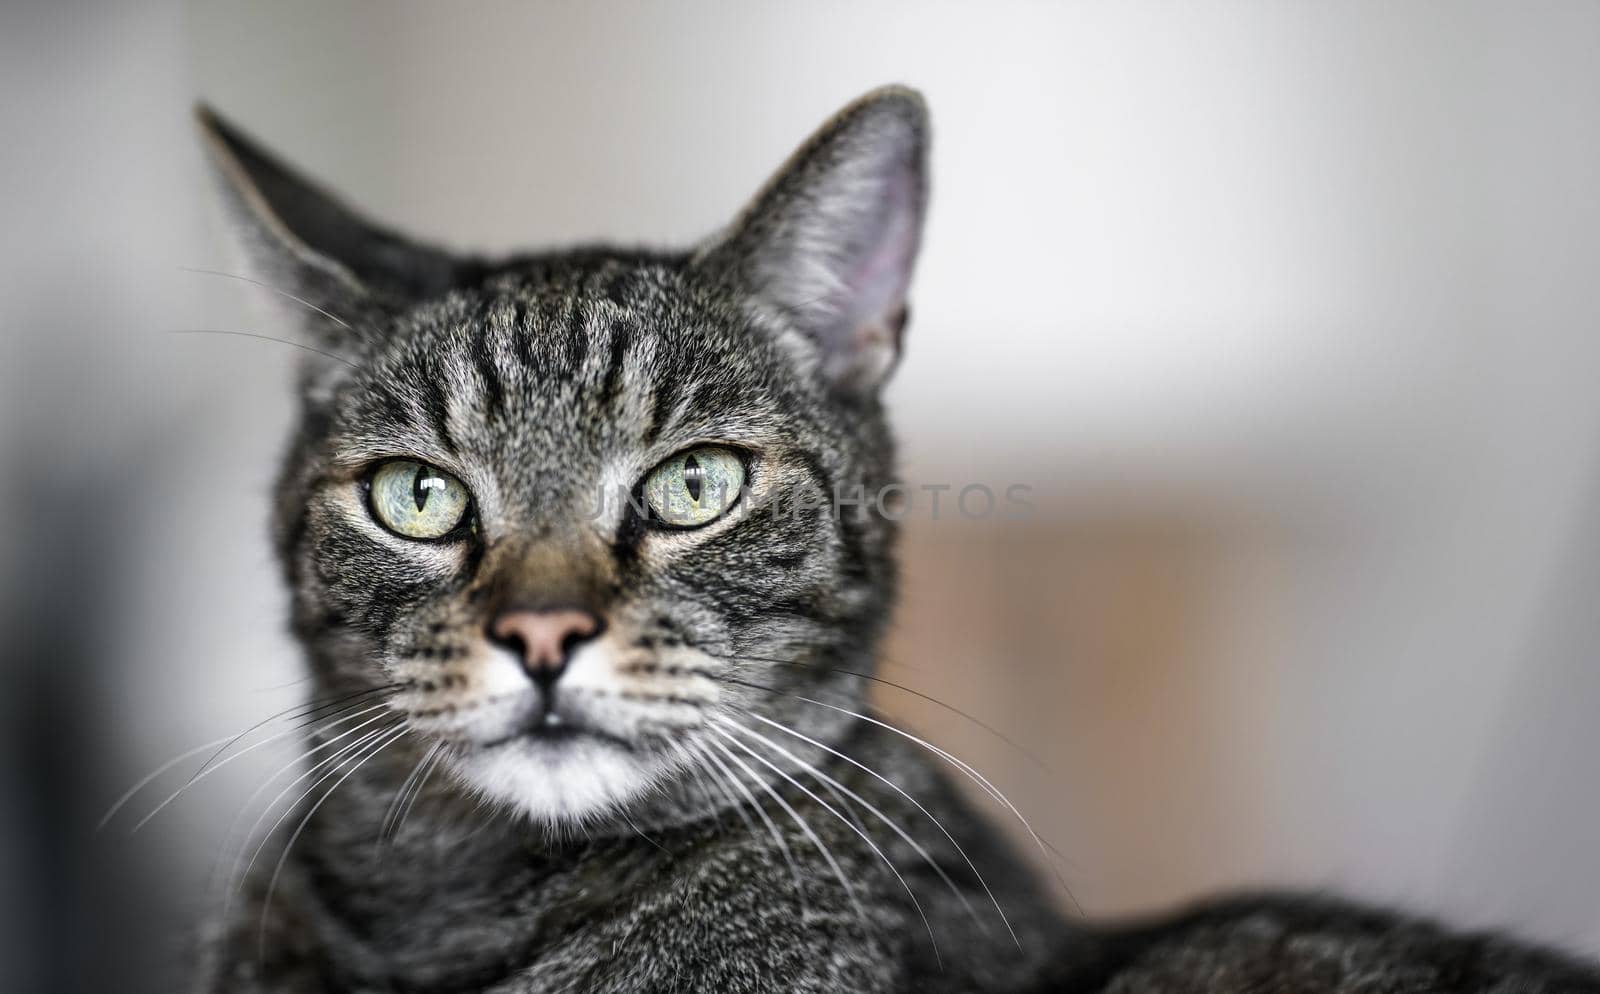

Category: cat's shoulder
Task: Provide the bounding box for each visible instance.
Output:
[1049,893,1600,994]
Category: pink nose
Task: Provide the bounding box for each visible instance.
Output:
[489,609,601,684]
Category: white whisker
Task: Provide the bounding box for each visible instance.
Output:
[258,723,410,962]
[96,734,236,832]
[178,266,373,345]
[387,741,447,846]
[712,727,941,967]
[379,739,443,850]
[185,686,394,790]
[205,703,401,898]
[692,739,806,908]
[733,709,1021,948]
[792,694,1076,908]
[677,741,735,833]
[224,713,402,917]
[708,737,864,924]
[684,739,758,836]
[716,714,987,943]
[134,700,396,833]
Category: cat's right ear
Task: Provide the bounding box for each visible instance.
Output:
[194,104,463,347]
[692,87,929,398]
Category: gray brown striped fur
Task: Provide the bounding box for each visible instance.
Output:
[192,88,1600,993]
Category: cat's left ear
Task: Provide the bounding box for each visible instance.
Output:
[194,104,468,347]
[694,86,929,396]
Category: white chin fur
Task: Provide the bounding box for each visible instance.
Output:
[452,736,661,825]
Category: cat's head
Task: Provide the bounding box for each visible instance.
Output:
[199,88,927,826]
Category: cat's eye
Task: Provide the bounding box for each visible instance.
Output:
[642,446,746,528]
[368,460,471,540]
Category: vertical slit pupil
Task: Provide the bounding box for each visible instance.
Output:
[683,455,703,503]
[413,464,436,512]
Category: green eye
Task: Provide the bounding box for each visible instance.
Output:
[369,460,471,540]
[643,446,745,528]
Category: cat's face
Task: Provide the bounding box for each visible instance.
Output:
[201,89,926,825]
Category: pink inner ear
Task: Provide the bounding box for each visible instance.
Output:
[837,167,919,350]
[714,98,927,390]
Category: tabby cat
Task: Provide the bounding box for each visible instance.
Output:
[192,87,1600,992]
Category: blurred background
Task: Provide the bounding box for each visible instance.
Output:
[5,1,1599,990]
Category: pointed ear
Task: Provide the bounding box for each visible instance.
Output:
[694,86,929,395]
[194,104,467,344]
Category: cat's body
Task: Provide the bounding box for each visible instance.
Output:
[192,89,1600,993]
[200,720,1600,994]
